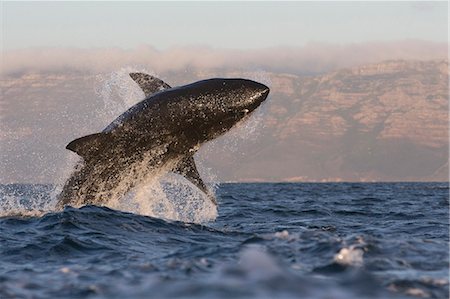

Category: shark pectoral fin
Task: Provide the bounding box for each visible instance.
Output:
[66,132,111,159]
[129,73,172,98]
[173,155,217,206]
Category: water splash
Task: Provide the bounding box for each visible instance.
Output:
[93,149,218,223]
[95,66,151,120]
[112,172,217,223]
[61,68,218,223]
[0,184,54,217]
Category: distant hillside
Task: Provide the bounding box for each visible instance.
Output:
[0,60,448,183]
[197,60,449,182]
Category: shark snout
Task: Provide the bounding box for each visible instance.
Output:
[257,83,270,100]
[245,81,270,112]
[257,82,270,94]
[248,80,269,96]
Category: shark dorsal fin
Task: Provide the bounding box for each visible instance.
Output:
[173,155,217,205]
[66,132,111,160]
[129,73,171,97]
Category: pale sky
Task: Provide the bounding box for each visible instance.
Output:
[2,1,448,50]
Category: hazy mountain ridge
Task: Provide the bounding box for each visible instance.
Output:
[0,60,448,183]
[197,60,449,182]
[273,60,448,148]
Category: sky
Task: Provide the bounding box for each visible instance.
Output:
[2,1,448,51]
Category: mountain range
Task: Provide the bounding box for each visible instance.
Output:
[0,60,448,183]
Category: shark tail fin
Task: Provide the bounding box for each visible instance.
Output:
[66,132,111,160]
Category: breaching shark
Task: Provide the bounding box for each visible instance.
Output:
[56,73,269,209]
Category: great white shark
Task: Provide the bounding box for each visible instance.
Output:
[56,73,269,209]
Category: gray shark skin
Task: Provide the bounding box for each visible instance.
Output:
[56,73,269,209]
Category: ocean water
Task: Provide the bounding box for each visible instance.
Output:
[0,182,448,299]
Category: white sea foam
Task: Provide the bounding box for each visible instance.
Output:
[334,245,364,267]
[238,245,283,280]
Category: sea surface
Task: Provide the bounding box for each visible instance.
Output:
[0,182,448,299]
